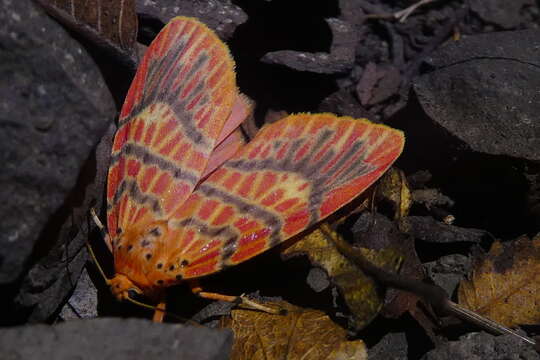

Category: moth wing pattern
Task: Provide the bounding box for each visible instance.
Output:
[168,113,405,278]
[106,16,237,240]
[204,128,246,179]
[216,93,253,144]
[202,94,253,178]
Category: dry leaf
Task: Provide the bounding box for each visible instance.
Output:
[221,301,367,360]
[35,0,138,68]
[458,234,540,327]
[356,63,401,106]
[376,167,412,220]
[349,213,440,341]
[283,225,402,330]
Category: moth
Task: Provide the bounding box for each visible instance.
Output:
[99,16,405,320]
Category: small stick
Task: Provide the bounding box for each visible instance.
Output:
[393,0,436,22]
[366,0,439,23]
[445,301,536,346]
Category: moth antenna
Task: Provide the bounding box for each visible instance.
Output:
[125,297,197,324]
[369,185,377,214]
[90,207,112,250]
[88,208,111,284]
[86,241,111,285]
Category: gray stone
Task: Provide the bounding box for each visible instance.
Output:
[412,188,454,209]
[59,267,99,320]
[262,18,358,74]
[421,332,539,360]
[306,267,331,293]
[318,88,371,119]
[470,0,534,29]
[0,0,114,285]
[14,123,115,322]
[0,318,233,360]
[352,212,406,250]
[136,0,247,40]
[413,29,540,161]
[424,254,471,297]
[368,332,408,360]
[403,216,487,244]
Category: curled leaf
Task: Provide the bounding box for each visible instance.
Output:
[283,225,402,330]
[35,0,138,68]
[458,234,540,327]
[221,301,367,360]
[376,167,412,220]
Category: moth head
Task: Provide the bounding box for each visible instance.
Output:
[109,273,143,301]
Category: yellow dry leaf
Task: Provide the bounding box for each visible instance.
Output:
[376,167,412,219]
[283,225,402,330]
[458,234,540,327]
[221,301,367,360]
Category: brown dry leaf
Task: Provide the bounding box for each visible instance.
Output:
[283,225,402,330]
[35,0,138,68]
[221,301,367,360]
[458,234,540,327]
[376,167,412,220]
[345,212,440,341]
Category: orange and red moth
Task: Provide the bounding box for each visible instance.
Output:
[103,16,404,317]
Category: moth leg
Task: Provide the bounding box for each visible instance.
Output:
[152,301,167,323]
[189,281,283,315]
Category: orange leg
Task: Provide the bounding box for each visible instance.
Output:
[152,301,167,322]
[189,281,283,315]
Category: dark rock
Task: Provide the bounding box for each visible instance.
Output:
[407,170,433,189]
[412,189,454,209]
[192,300,236,327]
[424,254,471,297]
[356,63,401,106]
[368,332,408,360]
[403,216,487,244]
[0,318,233,360]
[338,0,367,26]
[413,29,540,161]
[14,123,115,323]
[59,268,98,320]
[401,30,540,236]
[356,62,379,105]
[306,267,331,293]
[0,0,114,285]
[470,0,534,29]
[351,212,405,251]
[318,88,371,119]
[136,0,247,40]
[421,30,540,69]
[262,18,357,74]
[421,332,539,360]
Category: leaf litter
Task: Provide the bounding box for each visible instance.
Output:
[459,234,540,327]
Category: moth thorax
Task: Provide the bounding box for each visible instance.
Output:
[114,220,189,290]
